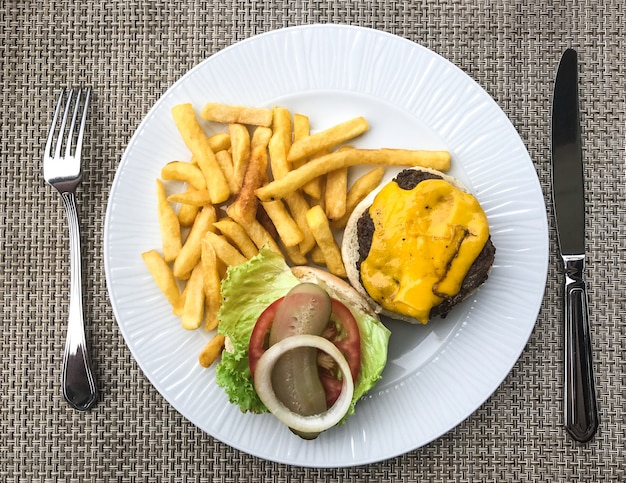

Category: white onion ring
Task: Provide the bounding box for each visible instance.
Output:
[253,334,354,434]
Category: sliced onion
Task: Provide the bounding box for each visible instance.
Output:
[253,334,354,434]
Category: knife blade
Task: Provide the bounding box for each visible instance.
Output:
[551,48,599,442]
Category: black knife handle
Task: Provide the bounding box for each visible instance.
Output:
[562,255,599,442]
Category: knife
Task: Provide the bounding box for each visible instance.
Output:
[551,48,599,442]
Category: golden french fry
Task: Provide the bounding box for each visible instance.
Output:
[325,166,348,221]
[293,113,310,144]
[198,334,226,368]
[181,263,205,330]
[227,126,272,224]
[208,132,231,153]
[261,200,304,248]
[232,215,282,255]
[141,250,182,312]
[173,280,188,317]
[265,114,317,254]
[201,238,221,331]
[268,126,290,180]
[161,161,207,190]
[255,148,451,201]
[256,203,279,240]
[310,245,326,266]
[156,179,182,263]
[331,167,385,229]
[273,107,292,153]
[283,192,316,255]
[305,205,346,278]
[229,123,250,191]
[203,231,247,267]
[301,151,326,200]
[284,244,308,265]
[292,113,322,199]
[167,190,212,207]
[171,103,230,204]
[213,218,258,259]
[201,102,273,127]
[177,186,200,227]
[173,205,217,279]
[215,150,239,193]
[287,116,369,163]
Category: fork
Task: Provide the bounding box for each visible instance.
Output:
[43,88,98,411]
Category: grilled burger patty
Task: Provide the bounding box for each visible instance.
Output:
[355,169,496,318]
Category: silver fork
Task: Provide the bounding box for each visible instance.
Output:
[43,88,98,411]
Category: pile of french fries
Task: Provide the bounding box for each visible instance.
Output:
[142,102,451,368]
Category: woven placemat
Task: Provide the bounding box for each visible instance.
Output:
[2,0,625,481]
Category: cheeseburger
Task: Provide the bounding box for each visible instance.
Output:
[342,167,496,324]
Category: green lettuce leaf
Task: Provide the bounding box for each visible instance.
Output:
[215,247,391,420]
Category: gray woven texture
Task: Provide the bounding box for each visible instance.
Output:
[2,0,625,481]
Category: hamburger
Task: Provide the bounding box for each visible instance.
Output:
[215,247,390,438]
[342,167,496,325]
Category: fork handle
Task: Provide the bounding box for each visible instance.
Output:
[60,191,98,411]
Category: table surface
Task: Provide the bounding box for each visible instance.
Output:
[3,1,625,481]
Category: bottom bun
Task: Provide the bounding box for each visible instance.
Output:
[290,266,379,320]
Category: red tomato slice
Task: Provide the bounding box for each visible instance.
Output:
[248,297,284,378]
[248,295,362,407]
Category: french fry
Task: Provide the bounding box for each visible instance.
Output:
[173,205,217,279]
[292,114,322,199]
[171,103,230,204]
[201,102,273,127]
[173,283,187,317]
[167,190,212,207]
[331,167,385,229]
[301,150,326,200]
[261,200,304,248]
[156,179,182,263]
[228,123,250,192]
[161,161,207,190]
[305,205,346,278]
[266,113,317,254]
[215,150,239,194]
[324,145,353,220]
[201,238,222,331]
[207,132,231,153]
[293,113,310,144]
[255,203,279,240]
[324,166,348,221]
[273,107,292,154]
[203,231,247,267]
[227,126,272,224]
[310,245,326,266]
[284,244,308,265]
[255,148,451,201]
[234,216,282,255]
[283,192,316,255]
[177,187,200,227]
[198,334,226,368]
[213,218,258,259]
[287,116,369,163]
[141,250,182,313]
[268,117,291,180]
[181,263,205,330]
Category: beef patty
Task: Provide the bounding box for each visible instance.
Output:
[356,169,496,318]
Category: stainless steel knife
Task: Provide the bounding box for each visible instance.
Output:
[551,48,599,442]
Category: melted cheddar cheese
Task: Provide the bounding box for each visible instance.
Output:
[360,179,489,324]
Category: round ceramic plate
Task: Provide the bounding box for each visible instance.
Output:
[104,25,548,467]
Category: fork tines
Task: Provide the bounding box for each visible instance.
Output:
[45,87,91,163]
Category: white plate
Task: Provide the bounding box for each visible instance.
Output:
[104,25,548,467]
